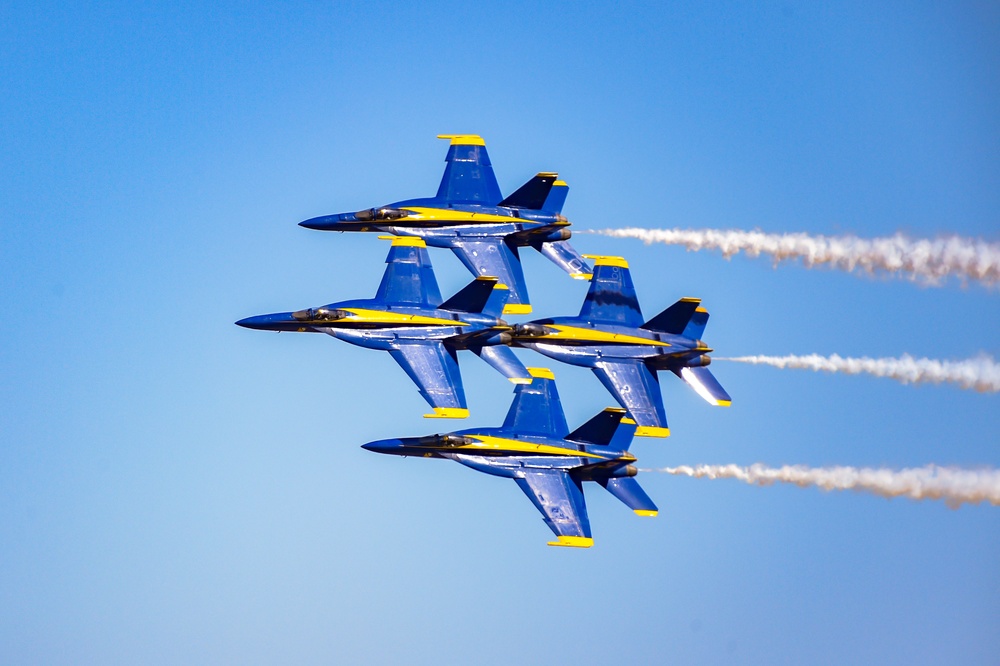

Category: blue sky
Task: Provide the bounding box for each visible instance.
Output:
[2,2,998,663]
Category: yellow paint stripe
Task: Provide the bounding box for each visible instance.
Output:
[340,308,467,327]
[503,303,532,315]
[569,272,593,280]
[437,134,486,146]
[460,435,605,459]
[553,180,567,187]
[527,367,555,380]
[635,426,670,438]
[508,377,532,384]
[634,510,658,517]
[378,235,426,247]
[536,172,559,178]
[423,407,469,419]
[620,416,637,425]
[540,325,670,347]
[547,536,593,548]
[583,254,629,269]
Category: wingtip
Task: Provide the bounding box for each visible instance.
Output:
[546,536,594,548]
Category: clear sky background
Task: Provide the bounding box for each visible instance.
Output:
[2,2,998,664]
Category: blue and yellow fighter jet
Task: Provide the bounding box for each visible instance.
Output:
[236,236,531,418]
[298,134,592,314]
[363,368,657,548]
[508,255,732,438]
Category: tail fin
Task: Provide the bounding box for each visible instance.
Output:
[672,366,732,407]
[599,477,658,516]
[541,179,569,214]
[435,135,503,205]
[440,276,508,317]
[566,408,637,449]
[643,298,709,339]
[499,173,557,210]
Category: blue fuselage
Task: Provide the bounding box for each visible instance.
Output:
[513,316,712,370]
[363,426,637,480]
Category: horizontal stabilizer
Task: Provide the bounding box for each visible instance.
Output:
[599,477,658,516]
[472,345,531,385]
[643,298,708,339]
[566,408,629,447]
[672,366,731,406]
[440,276,506,316]
[538,240,592,279]
[499,173,558,210]
[541,179,569,214]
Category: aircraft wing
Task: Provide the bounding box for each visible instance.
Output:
[435,135,503,205]
[374,237,443,307]
[592,360,670,437]
[514,470,593,547]
[450,239,531,313]
[500,368,569,437]
[388,341,468,418]
[578,256,644,326]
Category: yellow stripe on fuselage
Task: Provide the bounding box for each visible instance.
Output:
[400,207,540,225]
[457,435,607,459]
[530,325,671,347]
[332,308,468,327]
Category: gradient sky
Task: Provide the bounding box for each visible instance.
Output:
[2,2,998,664]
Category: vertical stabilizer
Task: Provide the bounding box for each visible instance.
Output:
[435,135,503,205]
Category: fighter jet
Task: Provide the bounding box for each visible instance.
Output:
[298,134,592,314]
[236,236,531,419]
[508,255,732,438]
[362,367,657,548]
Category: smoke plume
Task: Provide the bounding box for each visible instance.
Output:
[585,228,1000,286]
[718,353,1000,393]
[645,464,1000,508]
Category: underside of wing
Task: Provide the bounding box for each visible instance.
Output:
[450,239,530,313]
[388,342,468,418]
[514,470,592,547]
[592,360,669,437]
[375,237,443,307]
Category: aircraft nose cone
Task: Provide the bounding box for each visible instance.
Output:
[361,438,404,455]
[299,213,345,230]
[235,313,296,330]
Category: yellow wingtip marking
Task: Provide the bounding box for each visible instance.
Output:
[635,426,670,438]
[437,134,486,146]
[619,416,637,425]
[717,400,732,407]
[634,510,658,517]
[527,367,555,380]
[424,407,469,419]
[536,172,559,178]
[508,377,532,384]
[582,254,629,269]
[680,297,702,303]
[502,303,532,315]
[553,180,568,187]
[547,536,593,548]
[695,306,708,313]
[377,235,426,247]
[569,272,593,280]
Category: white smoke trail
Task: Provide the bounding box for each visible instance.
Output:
[644,464,1000,508]
[584,227,1000,286]
[717,353,1000,393]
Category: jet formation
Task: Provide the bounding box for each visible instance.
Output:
[237,135,732,547]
